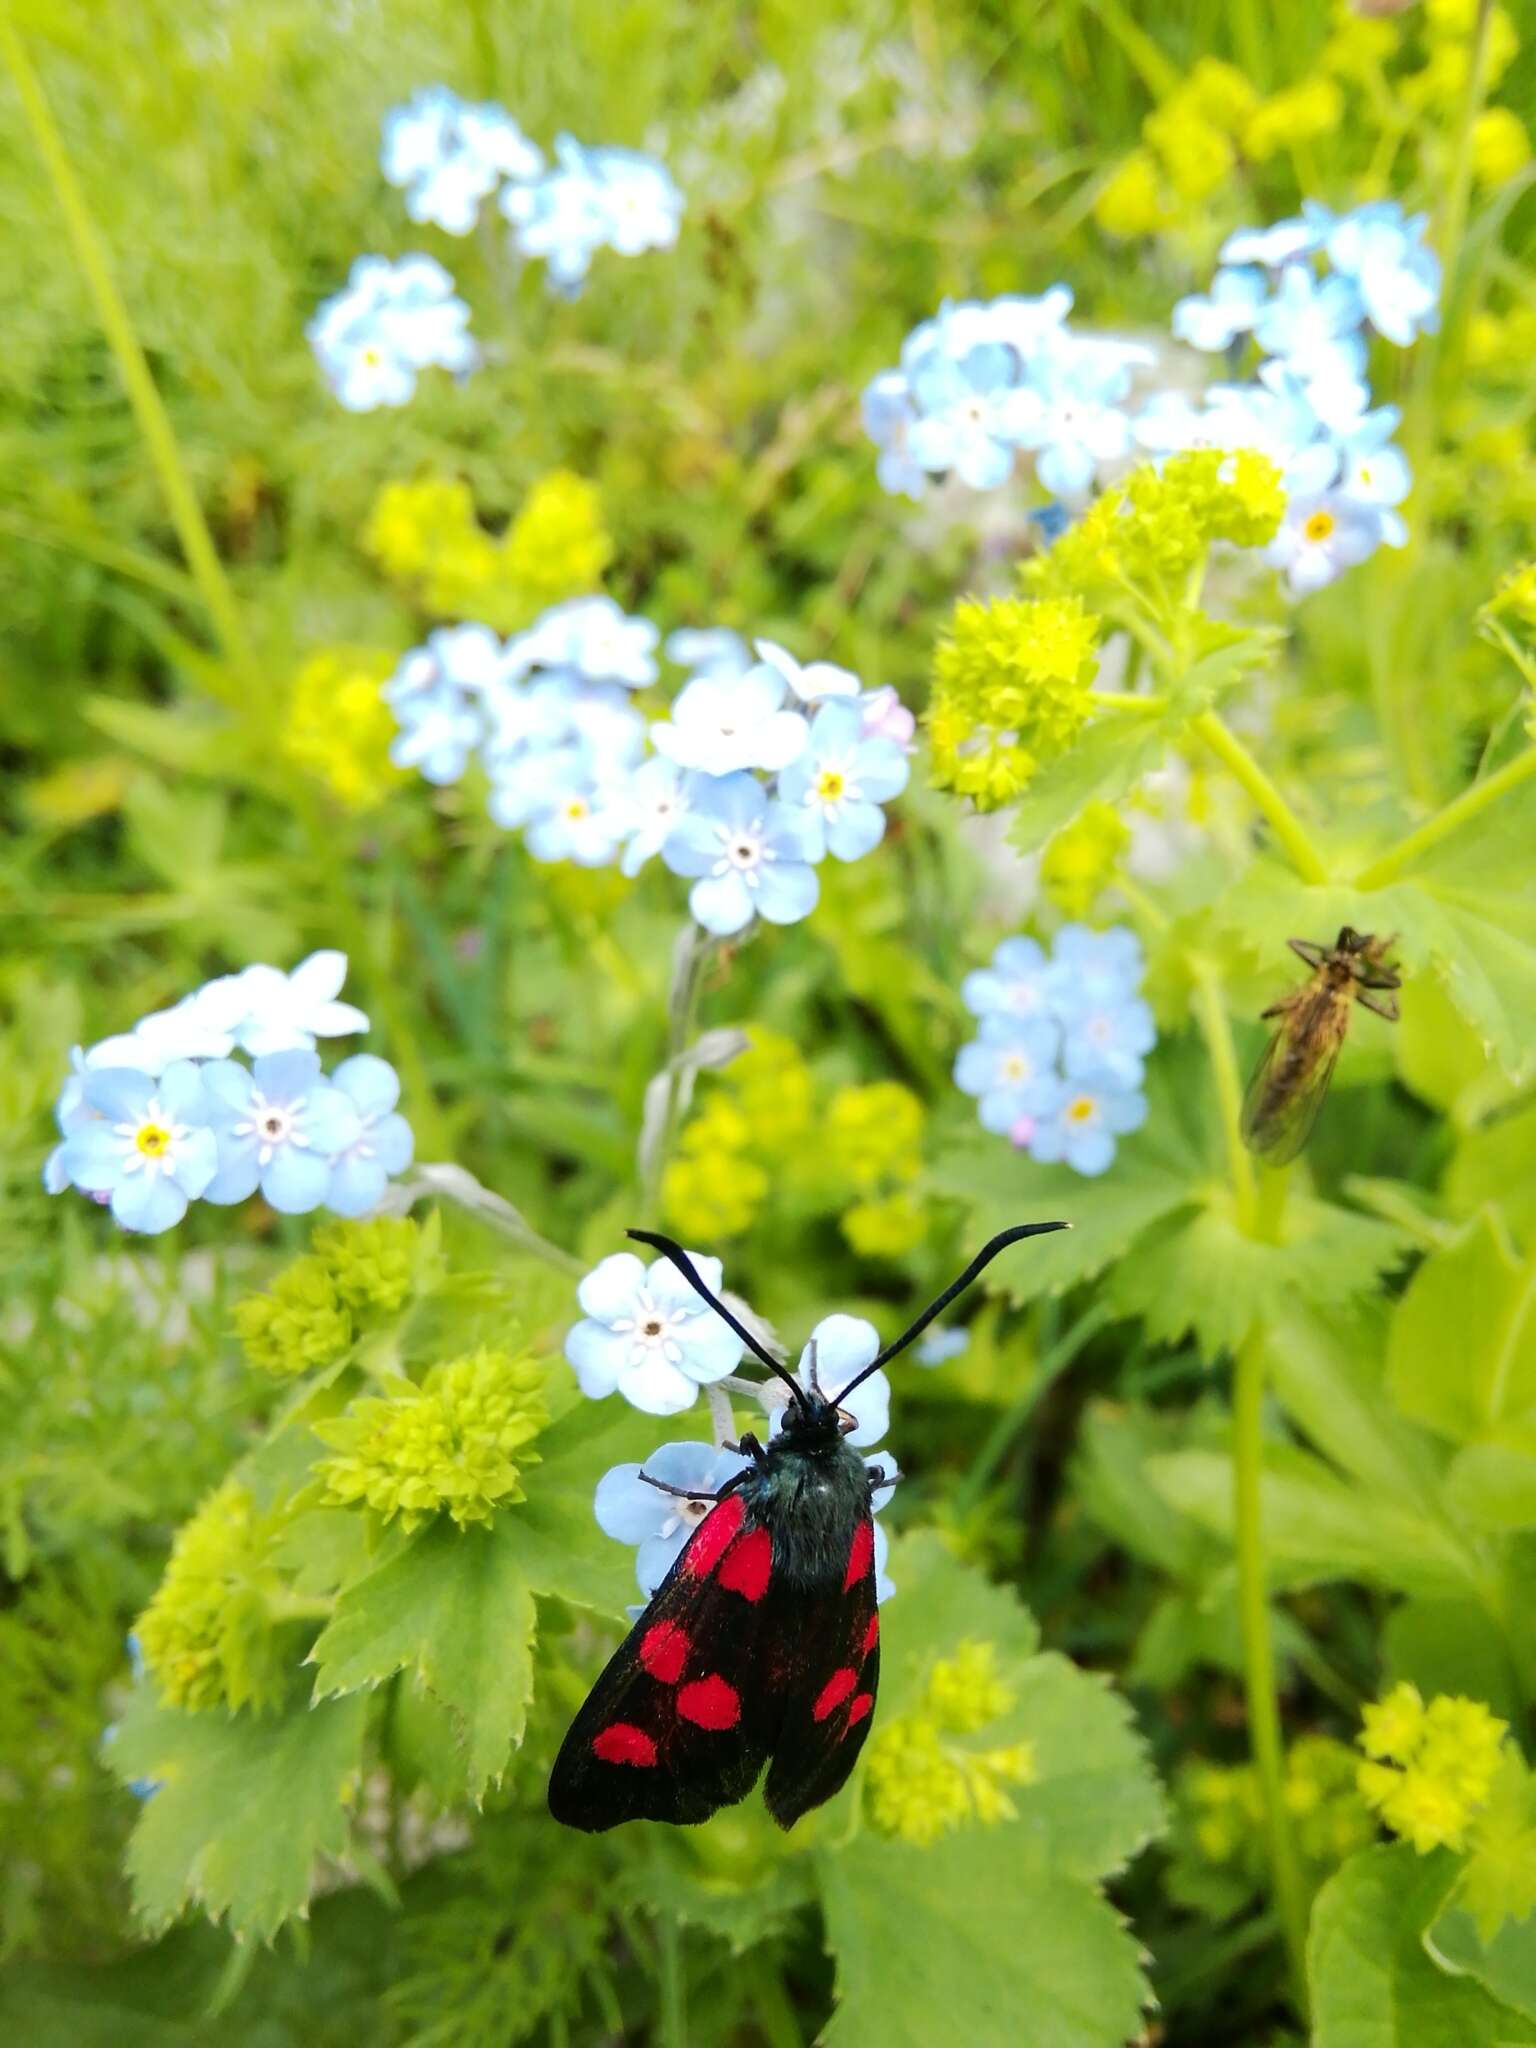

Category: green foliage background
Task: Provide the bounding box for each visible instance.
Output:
[4,1,1536,2043]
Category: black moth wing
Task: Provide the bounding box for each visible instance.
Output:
[548,1497,778,1831]
[763,1509,880,1829]
[1240,992,1346,1166]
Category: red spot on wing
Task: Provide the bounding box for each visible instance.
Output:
[682,1493,745,1578]
[639,1620,690,1685]
[592,1723,657,1767]
[844,1519,874,1591]
[813,1667,859,1723]
[846,1692,874,1733]
[717,1524,773,1602]
[861,1613,879,1657]
[676,1674,741,1730]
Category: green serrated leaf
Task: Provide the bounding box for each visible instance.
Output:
[309,1521,537,1800]
[1107,1187,1410,1364]
[1449,1103,1536,1248]
[1387,1210,1536,1445]
[1446,1752,1536,1948]
[308,1395,662,1795]
[1146,1441,1478,1599]
[106,1689,368,1940]
[1310,1844,1536,2047]
[819,1823,1150,2048]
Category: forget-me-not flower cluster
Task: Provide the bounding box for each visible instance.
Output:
[311,87,684,407]
[862,287,1152,503]
[954,924,1153,1177]
[307,256,476,412]
[582,1276,899,1599]
[42,954,414,1234]
[1152,200,1438,596]
[382,607,913,939]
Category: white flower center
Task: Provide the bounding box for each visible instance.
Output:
[999,1053,1031,1082]
[613,1289,690,1367]
[713,822,770,884]
[234,1089,306,1166]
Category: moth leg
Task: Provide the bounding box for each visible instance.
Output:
[723,1431,770,1469]
[865,1463,892,1493]
[638,1471,734,1504]
[1357,989,1399,1021]
[1288,937,1329,968]
[1259,999,1288,1019]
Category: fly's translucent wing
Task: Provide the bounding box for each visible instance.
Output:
[1240,1004,1345,1166]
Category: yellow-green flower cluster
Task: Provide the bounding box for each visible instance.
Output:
[281,646,402,811]
[363,470,611,631]
[1096,59,1256,236]
[134,1482,290,1713]
[828,1081,927,1259]
[314,1349,548,1532]
[1356,1682,1508,1854]
[1040,802,1131,919]
[928,595,1100,809]
[865,1641,1036,1845]
[1026,452,1284,613]
[234,1217,423,1377]
[663,1030,812,1241]
[1185,1736,1374,1877]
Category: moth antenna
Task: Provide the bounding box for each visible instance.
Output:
[807,1336,822,1397]
[626,1229,810,1409]
[833,1222,1071,1402]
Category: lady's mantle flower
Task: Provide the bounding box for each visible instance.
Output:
[1172,265,1269,352]
[307,255,475,411]
[661,773,819,938]
[928,595,1099,808]
[865,1641,1036,1844]
[565,1247,744,1415]
[200,1050,362,1214]
[595,1440,751,1596]
[381,86,542,234]
[954,1017,1062,1138]
[234,1255,353,1377]
[1266,493,1383,597]
[1027,1068,1147,1176]
[650,668,808,777]
[134,1481,288,1712]
[324,1055,415,1218]
[58,1062,219,1234]
[315,1350,548,1531]
[777,700,910,861]
[1356,1682,1506,1854]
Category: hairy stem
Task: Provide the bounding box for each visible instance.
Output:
[1190,712,1329,885]
[1233,1326,1310,2014]
[954,1301,1112,1517]
[2,23,259,701]
[637,923,714,1218]
[1188,961,1257,1235]
[1354,745,1536,889]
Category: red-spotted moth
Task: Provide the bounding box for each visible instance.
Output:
[548,1222,1066,1832]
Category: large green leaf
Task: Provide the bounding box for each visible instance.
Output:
[105,1690,368,1940]
[1107,1188,1409,1365]
[819,1824,1150,2048]
[1310,1845,1536,2047]
[1146,1441,1479,1599]
[1387,1211,1536,1446]
[308,1393,661,1797]
[1449,1103,1536,1247]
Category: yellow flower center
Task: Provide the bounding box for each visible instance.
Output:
[1067,1095,1098,1124]
[135,1122,172,1158]
[361,346,381,367]
[816,769,847,802]
[563,797,589,820]
[1303,509,1336,544]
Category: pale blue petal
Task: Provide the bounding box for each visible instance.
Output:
[565,1319,628,1395]
[252,1048,323,1101]
[260,1146,331,1214]
[594,1463,664,1543]
[754,862,818,926]
[200,1059,256,1121]
[825,802,886,862]
[171,1127,219,1199]
[331,1054,400,1118]
[637,1530,688,1595]
[81,1068,153,1121]
[201,1141,261,1205]
[326,1153,389,1217]
[577,1252,646,1323]
[369,1113,415,1174]
[301,1084,363,1157]
[62,1123,124,1190]
[111,1173,187,1234]
[157,1061,211,1124]
[690,871,754,935]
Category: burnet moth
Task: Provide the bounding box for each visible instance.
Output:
[548,1220,1067,1833]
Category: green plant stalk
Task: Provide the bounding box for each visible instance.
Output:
[654,1905,687,2048]
[1354,744,1536,888]
[1188,961,1257,1234]
[638,923,713,1218]
[1233,1326,1309,2014]
[2,23,258,701]
[954,1301,1113,1516]
[1189,712,1329,885]
[1088,689,1168,713]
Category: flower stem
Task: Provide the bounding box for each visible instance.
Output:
[1233,1324,1309,2016]
[1088,689,1168,714]
[389,1163,583,1278]
[1189,713,1328,885]
[1188,960,1257,1235]
[1353,745,1536,889]
[637,923,714,1219]
[654,1901,687,2048]
[954,1301,1113,1517]
[2,22,259,702]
